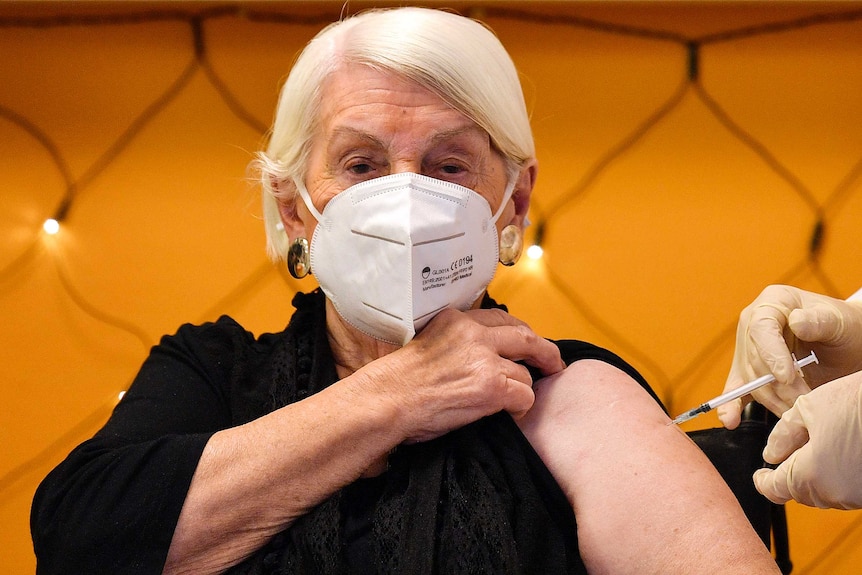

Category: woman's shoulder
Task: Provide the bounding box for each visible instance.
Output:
[161,315,287,358]
[552,339,627,367]
[549,339,664,410]
[150,316,290,399]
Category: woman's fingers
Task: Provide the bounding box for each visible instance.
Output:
[377,307,557,441]
[458,308,566,375]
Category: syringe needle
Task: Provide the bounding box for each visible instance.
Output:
[670,350,819,425]
[670,404,710,425]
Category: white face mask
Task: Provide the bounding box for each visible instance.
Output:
[297,172,515,345]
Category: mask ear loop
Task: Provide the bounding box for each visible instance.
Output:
[296,181,324,223]
[490,169,519,225]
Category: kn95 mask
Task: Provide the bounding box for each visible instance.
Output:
[296,172,514,345]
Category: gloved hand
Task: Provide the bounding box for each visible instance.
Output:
[753,370,862,509]
[718,285,862,429]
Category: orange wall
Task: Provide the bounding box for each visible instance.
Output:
[2,2,861,572]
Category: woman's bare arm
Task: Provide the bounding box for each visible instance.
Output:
[518,359,780,575]
[162,374,403,575]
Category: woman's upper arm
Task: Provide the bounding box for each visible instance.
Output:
[517,359,779,575]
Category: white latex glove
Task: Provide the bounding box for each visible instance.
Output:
[753,370,862,509]
[718,285,862,429]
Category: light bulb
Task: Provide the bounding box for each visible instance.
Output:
[526,244,544,260]
[43,218,60,235]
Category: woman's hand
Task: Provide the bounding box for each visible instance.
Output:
[359,307,565,444]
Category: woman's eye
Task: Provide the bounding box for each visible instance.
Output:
[348,162,374,175]
[441,164,463,174]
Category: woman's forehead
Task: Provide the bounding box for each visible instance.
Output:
[316,66,483,143]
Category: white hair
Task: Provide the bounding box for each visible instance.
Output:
[254,7,535,262]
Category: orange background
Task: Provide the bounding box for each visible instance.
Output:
[2,1,861,573]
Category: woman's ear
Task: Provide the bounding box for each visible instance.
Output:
[508,160,538,229]
[272,177,306,241]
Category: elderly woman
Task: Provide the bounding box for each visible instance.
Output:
[32,7,779,575]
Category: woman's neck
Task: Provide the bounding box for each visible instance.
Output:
[324,298,401,378]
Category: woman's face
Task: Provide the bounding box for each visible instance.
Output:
[278,65,533,242]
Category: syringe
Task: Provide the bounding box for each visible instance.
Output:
[670,350,819,425]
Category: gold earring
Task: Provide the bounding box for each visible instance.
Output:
[287,238,310,279]
[498,224,523,266]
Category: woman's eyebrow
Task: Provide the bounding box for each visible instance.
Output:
[327,127,387,150]
[427,125,489,147]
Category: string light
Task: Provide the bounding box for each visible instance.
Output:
[42,218,60,235]
[526,244,544,260]
[527,220,545,260]
[44,195,72,236]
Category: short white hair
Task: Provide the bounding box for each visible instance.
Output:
[254,7,535,262]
